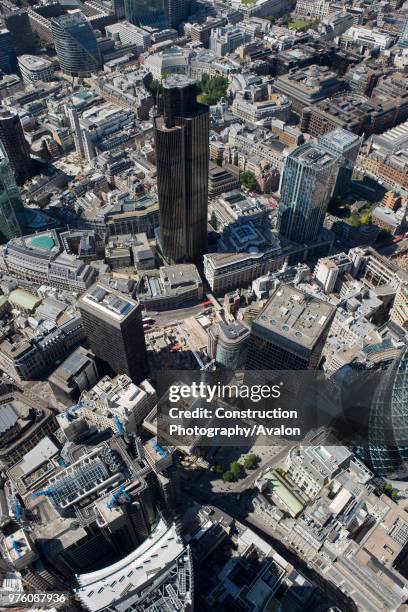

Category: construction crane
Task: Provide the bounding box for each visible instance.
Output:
[32,488,55,498]
[106,485,131,511]
[177,324,215,371]
[64,399,84,421]
[152,439,167,459]
[114,415,125,436]
[14,496,22,520]
[12,539,22,559]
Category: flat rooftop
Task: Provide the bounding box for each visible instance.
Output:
[19,55,52,70]
[80,284,138,321]
[290,143,339,168]
[163,73,195,89]
[255,284,335,349]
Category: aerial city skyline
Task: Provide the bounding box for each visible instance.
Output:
[0,0,407,610]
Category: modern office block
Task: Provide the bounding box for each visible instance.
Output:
[0,28,18,74]
[246,284,335,370]
[51,12,102,77]
[208,320,250,369]
[278,143,339,244]
[0,110,33,186]
[0,145,26,242]
[319,128,362,198]
[78,283,148,383]
[154,74,209,264]
[4,11,35,55]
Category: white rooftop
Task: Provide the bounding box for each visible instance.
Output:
[75,519,184,611]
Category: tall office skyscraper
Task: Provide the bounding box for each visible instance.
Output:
[319,128,362,198]
[112,0,125,19]
[78,284,148,383]
[0,110,33,186]
[166,0,191,28]
[398,15,408,48]
[124,0,166,28]
[154,75,209,264]
[0,144,26,242]
[364,348,408,478]
[4,11,36,55]
[246,284,335,370]
[0,28,18,74]
[278,143,339,244]
[51,12,101,77]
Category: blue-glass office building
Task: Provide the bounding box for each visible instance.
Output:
[278,143,339,244]
[0,144,25,242]
[51,12,101,77]
[366,348,408,478]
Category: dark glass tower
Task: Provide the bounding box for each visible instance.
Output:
[4,11,36,55]
[166,0,191,28]
[365,348,408,478]
[124,0,166,28]
[78,284,148,384]
[0,28,18,74]
[0,110,33,186]
[51,12,101,77]
[278,143,339,244]
[154,75,209,264]
[0,144,26,242]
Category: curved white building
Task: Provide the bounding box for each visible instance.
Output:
[18,55,54,85]
[75,519,193,611]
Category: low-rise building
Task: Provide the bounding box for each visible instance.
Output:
[0,315,86,381]
[232,90,292,124]
[131,233,155,270]
[274,65,344,114]
[144,47,189,80]
[105,21,151,51]
[48,347,99,406]
[208,163,240,197]
[62,373,157,433]
[301,93,408,138]
[0,231,96,292]
[204,239,284,294]
[0,384,59,469]
[313,253,353,293]
[137,264,203,310]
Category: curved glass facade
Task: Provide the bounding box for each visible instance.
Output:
[366,348,408,478]
[51,13,101,77]
[0,145,25,242]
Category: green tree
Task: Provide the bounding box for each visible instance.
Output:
[198,74,228,106]
[222,470,236,482]
[383,483,398,500]
[230,461,242,479]
[243,454,258,470]
[240,170,258,191]
[360,210,371,225]
[148,79,162,98]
